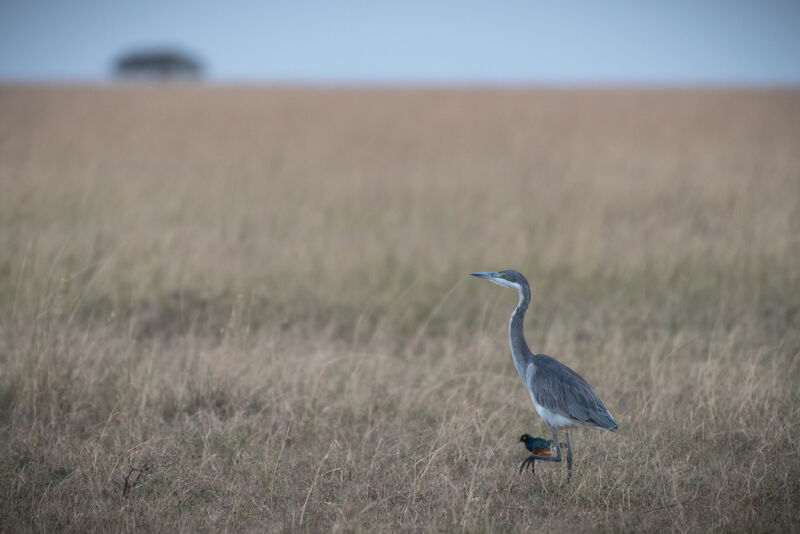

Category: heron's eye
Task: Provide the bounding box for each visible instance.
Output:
[498,272,506,278]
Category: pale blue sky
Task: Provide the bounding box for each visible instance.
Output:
[1,0,799,84]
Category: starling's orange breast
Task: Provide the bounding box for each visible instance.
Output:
[531,446,556,456]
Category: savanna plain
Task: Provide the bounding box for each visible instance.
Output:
[1,86,799,532]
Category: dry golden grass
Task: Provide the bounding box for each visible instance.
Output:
[1,85,799,532]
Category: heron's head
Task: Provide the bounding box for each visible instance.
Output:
[470,269,529,291]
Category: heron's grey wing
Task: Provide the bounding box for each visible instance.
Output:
[529,354,618,431]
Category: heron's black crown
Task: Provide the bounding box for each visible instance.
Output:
[495,270,529,287]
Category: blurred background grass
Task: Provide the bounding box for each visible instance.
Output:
[1,86,798,531]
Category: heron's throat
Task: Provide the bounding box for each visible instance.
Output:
[508,285,532,363]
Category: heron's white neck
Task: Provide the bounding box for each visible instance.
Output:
[508,285,532,379]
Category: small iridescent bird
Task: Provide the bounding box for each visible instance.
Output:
[519,434,560,474]
[520,434,554,454]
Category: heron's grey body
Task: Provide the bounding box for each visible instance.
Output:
[471,269,617,479]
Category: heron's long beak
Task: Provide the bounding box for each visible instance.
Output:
[471,271,515,289]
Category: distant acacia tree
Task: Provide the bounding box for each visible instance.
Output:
[114,49,204,80]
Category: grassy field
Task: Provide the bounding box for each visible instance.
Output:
[1,85,799,532]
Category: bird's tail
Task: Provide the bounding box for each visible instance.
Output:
[590,409,618,432]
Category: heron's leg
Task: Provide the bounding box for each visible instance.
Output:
[565,430,573,482]
[519,425,562,474]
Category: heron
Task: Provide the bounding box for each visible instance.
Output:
[471,270,617,480]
